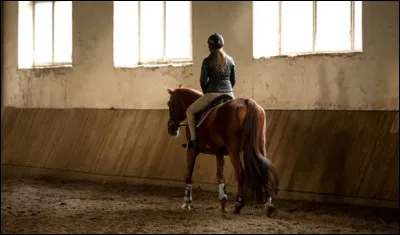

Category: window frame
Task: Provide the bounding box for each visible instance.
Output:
[254,1,362,59]
[114,1,193,68]
[32,0,72,68]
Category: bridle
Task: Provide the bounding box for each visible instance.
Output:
[167,98,186,133]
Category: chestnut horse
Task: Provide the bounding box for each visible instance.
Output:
[165,85,279,215]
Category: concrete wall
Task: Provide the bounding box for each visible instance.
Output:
[2,1,399,110]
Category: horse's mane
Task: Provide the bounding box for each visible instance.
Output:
[170,87,203,110]
[175,87,203,98]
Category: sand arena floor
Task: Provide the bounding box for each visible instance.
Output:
[1,176,398,234]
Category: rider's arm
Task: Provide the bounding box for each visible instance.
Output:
[200,58,209,94]
[230,61,236,88]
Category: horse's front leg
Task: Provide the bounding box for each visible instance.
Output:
[182,148,199,211]
[216,154,228,213]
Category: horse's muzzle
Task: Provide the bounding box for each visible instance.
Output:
[168,120,180,136]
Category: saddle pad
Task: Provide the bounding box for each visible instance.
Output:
[196,104,221,128]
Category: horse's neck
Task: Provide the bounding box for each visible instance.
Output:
[181,97,200,112]
[179,90,202,112]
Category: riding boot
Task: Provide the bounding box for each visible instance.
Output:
[187,140,201,154]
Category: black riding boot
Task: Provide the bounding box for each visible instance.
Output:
[187,140,201,154]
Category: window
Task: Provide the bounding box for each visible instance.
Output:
[253,1,362,59]
[18,1,73,68]
[114,1,192,68]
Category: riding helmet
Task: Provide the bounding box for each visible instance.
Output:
[207,33,224,49]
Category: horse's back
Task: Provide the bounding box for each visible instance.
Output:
[202,98,247,141]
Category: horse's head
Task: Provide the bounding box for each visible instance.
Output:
[165,84,186,136]
[165,84,202,136]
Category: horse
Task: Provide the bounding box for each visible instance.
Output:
[165,84,279,216]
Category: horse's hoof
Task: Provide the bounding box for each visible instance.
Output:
[234,207,241,214]
[220,199,228,213]
[234,203,244,214]
[220,205,228,213]
[181,202,193,211]
[265,204,277,217]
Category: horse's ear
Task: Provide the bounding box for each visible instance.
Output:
[164,85,174,94]
[178,83,183,88]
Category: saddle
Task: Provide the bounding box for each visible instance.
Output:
[181,94,233,150]
[194,94,234,128]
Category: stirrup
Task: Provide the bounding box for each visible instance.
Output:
[187,140,200,154]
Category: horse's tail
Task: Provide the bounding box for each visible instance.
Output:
[240,98,279,203]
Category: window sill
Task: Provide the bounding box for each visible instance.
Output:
[254,51,363,60]
[114,62,193,70]
[18,64,73,70]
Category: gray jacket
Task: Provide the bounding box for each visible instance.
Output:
[200,51,236,94]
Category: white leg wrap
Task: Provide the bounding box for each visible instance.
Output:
[265,196,273,208]
[184,184,192,203]
[218,183,228,201]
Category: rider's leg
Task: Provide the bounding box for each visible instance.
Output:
[186,93,223,152]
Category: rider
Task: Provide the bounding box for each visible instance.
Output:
[186,33,236,154]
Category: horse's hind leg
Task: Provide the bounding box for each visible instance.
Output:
[228,150,245,214]
[215,154,228,213]
[182,148,199,211]
[264,188,277,217]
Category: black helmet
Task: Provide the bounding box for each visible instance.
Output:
[207,33,224,49]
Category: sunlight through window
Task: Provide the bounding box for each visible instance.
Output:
[54,1,73,63]
[113,1,139,67]
[315,1,351,52]
[253,1,279,59]
[354,1,363,51]
[140,1,164,63]
[18,1,33,68]
[18,1,73,68]
[253,1,363,58]
[34,2,53,65]
[165,1,192,60]
[114,1,192,67]
[281,1,314,54]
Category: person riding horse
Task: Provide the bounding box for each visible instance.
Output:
[186,33,236,154]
